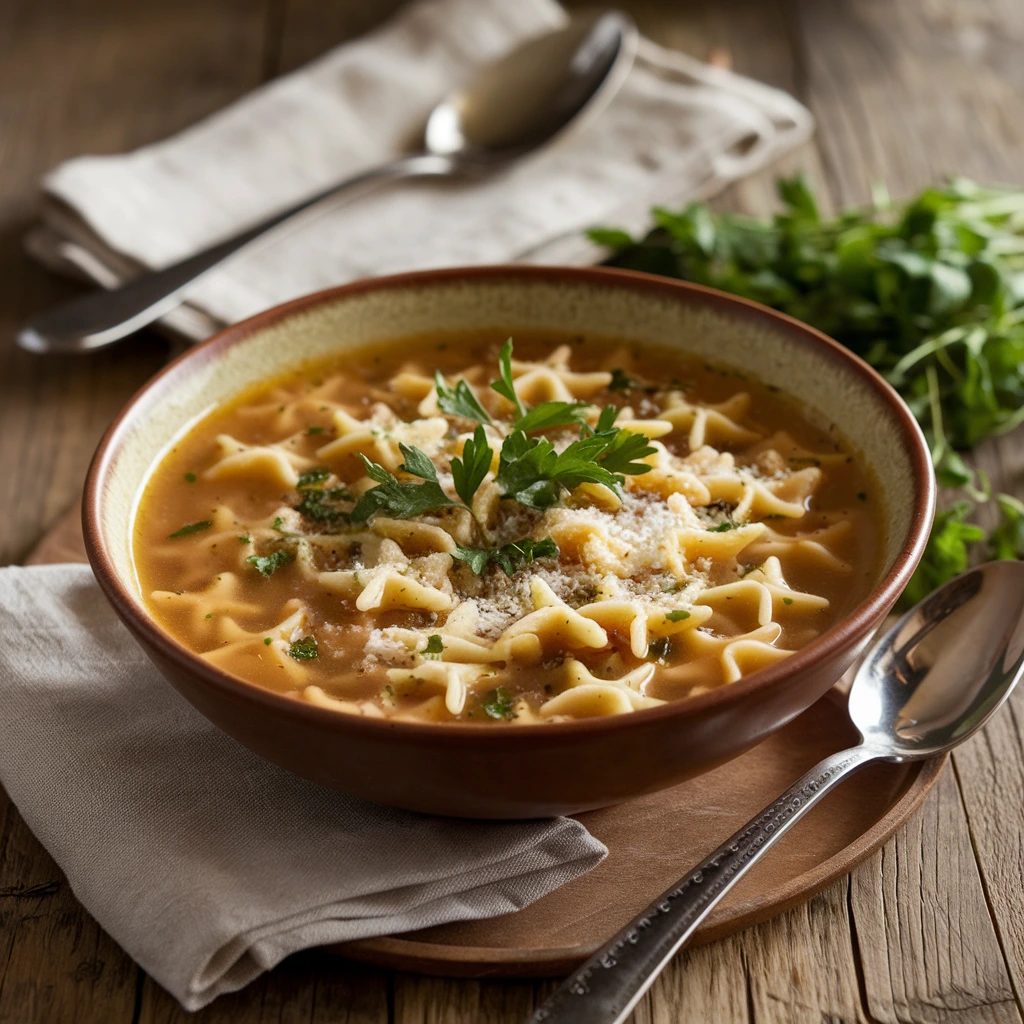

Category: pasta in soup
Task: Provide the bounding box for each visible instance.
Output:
[135,334,882,724]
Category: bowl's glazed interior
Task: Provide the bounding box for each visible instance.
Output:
[86,267,933,817]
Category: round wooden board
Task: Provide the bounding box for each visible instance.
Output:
[31,504,946,979]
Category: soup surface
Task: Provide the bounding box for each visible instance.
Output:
[135,333,882,724]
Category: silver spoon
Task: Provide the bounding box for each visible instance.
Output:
[18,10,637,355]
[530,560,1024,1024]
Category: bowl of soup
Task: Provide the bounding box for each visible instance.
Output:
[84,266,934,818]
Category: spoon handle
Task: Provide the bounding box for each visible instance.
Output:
[17,152,455,354]
[529,745,878,1024]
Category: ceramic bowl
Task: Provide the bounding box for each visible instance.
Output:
[84,266,935,818]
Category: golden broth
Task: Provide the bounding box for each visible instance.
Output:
[134,332,882,724]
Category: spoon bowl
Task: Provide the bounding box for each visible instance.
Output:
[850,560,1024,760]
[426,11,636,165]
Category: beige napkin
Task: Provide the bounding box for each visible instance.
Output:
[27,0,812,341]
[0,565,606,1010]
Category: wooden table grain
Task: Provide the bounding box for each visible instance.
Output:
[1,1,1022,1021]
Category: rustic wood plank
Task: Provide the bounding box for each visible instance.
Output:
[950,695,1024,1011]
[0,805,137,1024]
[850,769,1020,1024]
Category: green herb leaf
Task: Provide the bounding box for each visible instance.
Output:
[246,549,296,578]
[435,372,492,424]
[297,467,332,489]
[665,609,691,622]
[482,686,517,720]
[608,368,635,392]
[423,634,444,659]
[647,637,672,661]
[514,400,590,433]
[596,429,656,476]
[991,494,1024,561]
[450,425,493,507]
[350,451,459,522]
[490,338,525,419]
[288,636,318,660]
[495,430,631,509]
[294,487,352,523]
[708,520,740,532]
[453,537,559,577]
[306,425,325,436]
[183,472,197,483]
[168,520,212,539]
[899,503,986,608]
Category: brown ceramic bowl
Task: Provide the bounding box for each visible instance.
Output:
[84,266,934,819]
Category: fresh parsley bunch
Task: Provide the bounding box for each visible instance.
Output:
[590,176,1024,600]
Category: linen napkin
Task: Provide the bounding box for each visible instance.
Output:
[0,564,606,1010]
[28,0,812,341]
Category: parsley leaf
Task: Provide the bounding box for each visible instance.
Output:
[294,487,351,523]
[435,372,492,424]
[899,503,985,609]
[288,636,318,660]
[991,494,1024,561]
[665,609,691,622]
[450,425,493,507]
[297,467,332,489]
[350,448,459,522]
[247,549,295,577]
[608,368,635,392]
[708,520,740,532]
[490,338,525,419]
[453,537,559,576]
[595,429,656,476]
[423,634,444,659]
[495,430,627,509]
[482,687,517,720]
[168,520,212,539]
[514,400,591,433]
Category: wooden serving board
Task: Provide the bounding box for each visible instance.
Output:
[30,504,945,979]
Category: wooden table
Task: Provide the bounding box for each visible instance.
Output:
[2,1,1023,1021]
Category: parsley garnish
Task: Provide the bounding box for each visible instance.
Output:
[435,372,492,424]
[453,537,559,577]
[263,637,273,646]
[899,502,985,608]
[168,520,212,539]
[183,472,197,483]
[288,636,318,660]
[246,549,295,577]
[482,686,517,720]
[513,400,590,434]
[297,467,332,489]
[665,609,691,622]
[608,368,635,392]
[350,446,459,523]
[306,425,325,435]
[238,534,251,544]
[450,425,493,507]
[647,637,672,661]
[295,487,352,523]
[991,494,1024,561]
[708,520,740,532]
[423,634,444,659]
[490,338,526,419]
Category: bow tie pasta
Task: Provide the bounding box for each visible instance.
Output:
[135,334,881,724]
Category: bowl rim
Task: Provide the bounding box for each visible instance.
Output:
[84,264,936,747]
